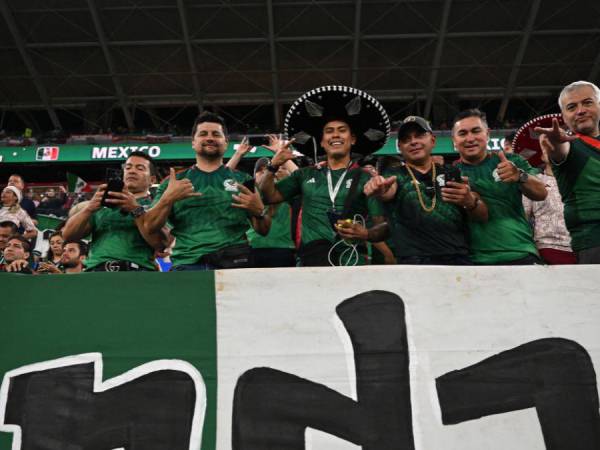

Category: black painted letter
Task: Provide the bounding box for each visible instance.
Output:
[436,338,600,450]
[232,290,414,449]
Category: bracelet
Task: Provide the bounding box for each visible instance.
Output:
[130,205,147,218]
[266,163,279,173]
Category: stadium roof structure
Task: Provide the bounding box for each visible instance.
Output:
[0,0,599,133]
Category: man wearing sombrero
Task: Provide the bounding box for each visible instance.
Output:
[259,85,389,267]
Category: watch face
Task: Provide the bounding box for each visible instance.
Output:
[519,170,529,183]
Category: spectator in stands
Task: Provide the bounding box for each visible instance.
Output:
[259,86,388,267]
[60,240,87,274]
[63,151,164,272]
[39,187,66,213]
[247,157,297,267]
[227,136,300,267]
[2,235,33,274]
[36,231,65,274]
[143,111,269,270]
[535,80,600,263]
[364,116,487,265]
[522,146,576,264]
[0,186,37,239]
[503,132,516,154]
[452,109,547,265]
[0,221,18,265]
[7,174,37,223]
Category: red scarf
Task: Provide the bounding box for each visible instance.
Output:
[576,133,600,151]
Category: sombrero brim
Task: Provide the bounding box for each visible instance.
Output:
[284,85,390,156]
[512,113,565,166]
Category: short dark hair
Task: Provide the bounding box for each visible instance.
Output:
[125,151,158,178]
[0,221,18,233]
[191,111,228,138]
[452,109,488,128]
[63,239,88,257]
[9,234,31,253]
[9,173,24,182]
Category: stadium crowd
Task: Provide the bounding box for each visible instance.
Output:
[1,80,599,273]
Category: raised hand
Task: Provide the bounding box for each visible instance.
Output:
[236,137,252,155]
[163,168,202,203]
[495,151,519,183]
[231,183,265,217]
[534,117,576,146]
[269,137,296,168]
[364,175,397,201]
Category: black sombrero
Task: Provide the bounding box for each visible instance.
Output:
[284,85,390,157]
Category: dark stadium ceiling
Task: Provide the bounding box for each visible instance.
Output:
[0,0,599,132]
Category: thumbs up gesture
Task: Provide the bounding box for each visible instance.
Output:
[163,168,202,202]
[495,151,520,183]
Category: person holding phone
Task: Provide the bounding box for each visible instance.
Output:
[364,116,487,265]
[62,151,165,271]
[142,111,270,270]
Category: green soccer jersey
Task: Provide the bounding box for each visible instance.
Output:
[275,166,383,245]
[456,153,538,264]
[153,165,253,265]
[386,164,469,258]
[247,202,295,250]
[552,136,600,252]
[85,197,156,270]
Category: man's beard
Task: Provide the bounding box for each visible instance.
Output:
[198,144,224,160]
[62,259,79,268]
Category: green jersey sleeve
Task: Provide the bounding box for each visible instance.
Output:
[508,153,537,174]
[274,168,304,201]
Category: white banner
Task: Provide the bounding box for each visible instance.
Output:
[216,265,600,450]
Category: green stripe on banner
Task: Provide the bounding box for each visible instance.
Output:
[0,272,217,450]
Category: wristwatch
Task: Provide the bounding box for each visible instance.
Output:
[517,169,529,184]
[130,205,146,218]
[266,163,279,174]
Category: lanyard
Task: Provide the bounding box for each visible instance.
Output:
[327,167,349,210]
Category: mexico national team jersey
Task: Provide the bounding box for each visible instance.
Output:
[552,136,600,252]
[386,164,469,259]
[456,153,538,264]
[153,165,253,265]
[247,202,295,250]
[275,166,383,246]
[85,197,156,270]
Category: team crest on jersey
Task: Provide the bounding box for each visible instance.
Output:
[306,178,316,184]
[224,179,239,192]
[436,174,446,187]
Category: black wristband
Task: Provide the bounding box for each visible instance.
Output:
[267,163,279,173]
